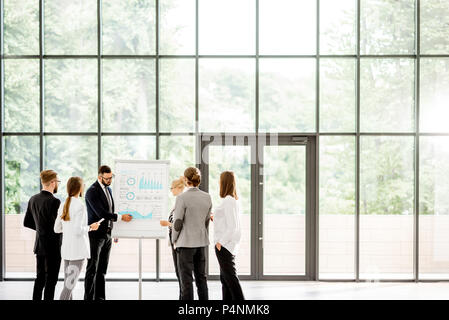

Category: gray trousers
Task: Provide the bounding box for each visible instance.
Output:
[60,259,84,300]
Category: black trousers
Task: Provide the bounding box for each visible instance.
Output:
[215,246,244,301]
[176,247,208,300]
[33,254,61,301]
[170,244,182,300]
[84,233,112,300]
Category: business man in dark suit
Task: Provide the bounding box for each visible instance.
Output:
[84,165,132,300]
[24,169,62,301]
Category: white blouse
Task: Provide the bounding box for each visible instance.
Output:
[213,195,242,255]
[54,197,91,261]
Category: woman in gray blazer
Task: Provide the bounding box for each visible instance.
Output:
[171,167,212,300]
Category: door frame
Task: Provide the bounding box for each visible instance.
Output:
[197,133,317,281]
[257,135,317,280]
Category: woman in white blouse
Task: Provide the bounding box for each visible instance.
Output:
[54,177,100,300]
[213,171,244,300]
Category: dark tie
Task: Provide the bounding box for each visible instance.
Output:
[105,186,113,213]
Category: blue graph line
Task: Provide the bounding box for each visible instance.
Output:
[139,177,163,190]
[118,210,153,219]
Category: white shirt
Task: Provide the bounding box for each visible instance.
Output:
[98,179,123,221]
[213,195,242,255]
[54,197,91,261]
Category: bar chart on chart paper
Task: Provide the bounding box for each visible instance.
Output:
[112,160,169,238]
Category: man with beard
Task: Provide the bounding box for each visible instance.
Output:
[84,165,132,300]
[24,169,62,300]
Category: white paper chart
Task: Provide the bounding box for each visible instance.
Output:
[112,160,169,239]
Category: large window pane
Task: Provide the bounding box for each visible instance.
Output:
[360,0,415,55]
[259,0,316,55]
[160,0,195,55]
[44,59,97,132]
[199,59,255,132]
[160,59,195,133]
[44,0,97,55]
[5,136,40,276]
[421,0,449,54]
[4,60,40,132]
[419,137,449,279]
[319,136,355,279]
[320,0,356,55]
[159,136,195,277]
[259,59,315,132]
[103,60,155,132]
[420,58,449,133]
[4,0,39,55]
[4,136,40,215]
[320,59,356,133]
[360,136,414,279]
[263,145,306,275]
[45,136,98,197]
[102,136,156,172]
[199,0,255,55]
[360,59,414,132]
[102,0,156,55]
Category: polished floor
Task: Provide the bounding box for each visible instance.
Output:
[1,280,449,300]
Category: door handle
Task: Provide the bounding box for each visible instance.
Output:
[258,237,263,240]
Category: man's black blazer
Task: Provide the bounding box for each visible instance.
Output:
[85,180,118,237]
[23,190,62,256]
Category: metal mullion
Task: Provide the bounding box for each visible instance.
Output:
[197,55,257,59]
[3,55,40,59]
[319,55,357,58]
[419,54,449,58]
[101,132,157,136]
[97,0,102,168]
[258,55,317,59]
[158,55,196,59]
[155,0,160,283]
[43,55,98,59]
[414,0,420,282]
[359,132,416,136]
[158,132,195,136]
[195,0,198,135]
[355,0,361,282]
[101,55,156,59]
[39,0,44,174]
[2,132,41,136]
[315,0,320,281]
[43,132,98,136]
[255,0,259,134]
[318,132,357,136]
[418,132,449,136]
[254,0,259,280]
[359,55,417,59]
[0,0,4,281]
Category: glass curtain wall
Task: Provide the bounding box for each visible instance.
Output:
[1,0,449,281]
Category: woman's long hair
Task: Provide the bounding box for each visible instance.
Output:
[219,171,238,200]
[61,177,83,221]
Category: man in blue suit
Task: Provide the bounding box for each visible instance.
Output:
[84,165,132,300]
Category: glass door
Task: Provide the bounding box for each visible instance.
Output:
[199,134,316,280]
[198,134,256,279]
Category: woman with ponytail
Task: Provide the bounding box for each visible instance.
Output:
[54,177,100,300]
